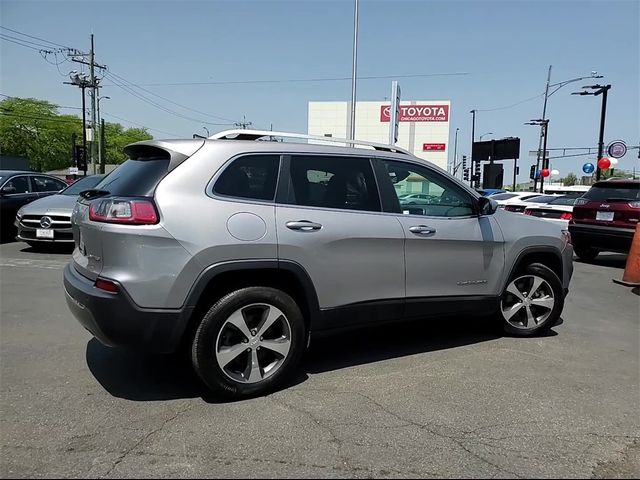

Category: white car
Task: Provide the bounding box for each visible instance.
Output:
[492,192,546,209]
[500,194,560,213]
[523,195,579,226]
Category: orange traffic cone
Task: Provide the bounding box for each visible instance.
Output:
[613,224,640,287]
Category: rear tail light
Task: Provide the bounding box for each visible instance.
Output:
[89,198,158,225]
[560,212,573,220]
[629,201,640,208]
[95,278,118,293]
[575,198,589,206]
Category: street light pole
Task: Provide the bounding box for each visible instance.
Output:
[540,120,550,193]
[572,84,612,181]
[349,0,359,140]
[479,132,494,142]
[452,127,459,175]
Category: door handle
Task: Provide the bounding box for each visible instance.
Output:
[409,225,436,235]
[286,221,323,231]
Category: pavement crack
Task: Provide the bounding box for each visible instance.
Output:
[100,404,195,478]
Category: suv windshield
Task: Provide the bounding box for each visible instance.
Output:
[582,183,640,202]
[61,175,104,196]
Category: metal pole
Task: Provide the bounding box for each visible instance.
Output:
[100,118,106,174]
[349,0,359,140]
[452,128,459,175]
[89,34,97,175]
[81,86,87,177]
[470,110,476,187]
[534,65,552,192]
[540,121,549,193]
[513,158,517,191]
[596,86,610,181]
[97,95,102,174]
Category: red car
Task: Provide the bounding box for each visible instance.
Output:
[569,179,640,261]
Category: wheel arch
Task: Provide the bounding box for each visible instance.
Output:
[179,260,320,348]
[504,247,564,290]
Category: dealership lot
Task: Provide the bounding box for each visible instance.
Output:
[0,241,638,478]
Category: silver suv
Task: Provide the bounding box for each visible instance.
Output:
[63,130,573,399]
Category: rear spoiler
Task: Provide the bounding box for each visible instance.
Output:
[123,139,205,171]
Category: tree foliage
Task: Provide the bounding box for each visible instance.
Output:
[563,172,578,186]
[0,97,152,172]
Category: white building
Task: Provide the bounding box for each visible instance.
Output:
[308,100,451,170]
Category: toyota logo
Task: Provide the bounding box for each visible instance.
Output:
[40,216,53,229]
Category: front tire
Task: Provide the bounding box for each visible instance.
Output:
[500,263,564,336]
[191,287,306,399]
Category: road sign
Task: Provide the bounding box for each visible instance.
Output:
[607,141,627,159]
[69,167,79,175]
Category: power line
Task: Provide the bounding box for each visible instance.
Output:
[0,93,84,111]
[0,33,56,50]
[0,26,76,50]
[0,110,82,124]
[105,69,240,123]
[0,35,42,51]
[103,71,236,126]
[107,71,472,87]
[101,111,182,137]
[476,93,545,112]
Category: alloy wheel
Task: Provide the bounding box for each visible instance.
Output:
[501,275,555,330]
[215,303,292,384]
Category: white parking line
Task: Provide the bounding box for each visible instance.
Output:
[0,258,67,270]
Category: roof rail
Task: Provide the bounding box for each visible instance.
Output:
[208,129,411,155]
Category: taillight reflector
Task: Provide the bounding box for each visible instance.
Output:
[95,278,118,293]
[89,198,158,225]
[524,209,533,215]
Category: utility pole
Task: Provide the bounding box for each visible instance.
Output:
[89,34,97,174]
[469,109,476,187]
[234,115,252,129]
[534,65,552,193]
[452,127,459,175]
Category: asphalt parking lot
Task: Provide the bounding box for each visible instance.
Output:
[1,240,638,479]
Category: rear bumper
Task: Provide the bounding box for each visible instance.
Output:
[568,223,634,253]
[63,264,193,353]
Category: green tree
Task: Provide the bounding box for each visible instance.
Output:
[563,172,578,186]
[0,97,153,171]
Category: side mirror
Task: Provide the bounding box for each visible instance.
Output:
[1,186,17,195]
[478,196,498,215]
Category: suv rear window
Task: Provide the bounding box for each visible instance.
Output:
[582,183,640,202]
[94,158,170,197]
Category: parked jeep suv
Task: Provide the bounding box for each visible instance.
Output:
[63,130,573,399]
[569,179,640,261]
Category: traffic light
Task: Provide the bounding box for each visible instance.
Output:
[462,155,467,170]
[474,159,481,178]
[463,168,469,181]
[74,145,86,171]
[529,165,536,180]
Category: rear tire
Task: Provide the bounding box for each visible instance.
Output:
[574,244,598,262]
[191,287,306,399]
[500,263,564,336]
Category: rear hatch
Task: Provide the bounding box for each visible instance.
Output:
[71,140,204,280]
[572,181,640,229]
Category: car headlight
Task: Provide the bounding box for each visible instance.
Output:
[16,209,24,220]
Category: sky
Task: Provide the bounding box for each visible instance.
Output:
[1,0,638,183]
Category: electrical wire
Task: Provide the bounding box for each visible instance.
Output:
[119,71,472,87]
[0,35,42,51]
[475,93,545,112]
[101,112,182,137]
[0,111,82,124]
[103,71,236,126]
[0,26,76,50]
[105,69,240,124]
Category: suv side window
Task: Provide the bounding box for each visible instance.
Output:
[381,159,475,217]
[32,175,66,193]
[213,155,280,201]
[3,176,31,194]
[286,155,381,212]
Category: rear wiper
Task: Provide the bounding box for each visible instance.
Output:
[79,189,110,200]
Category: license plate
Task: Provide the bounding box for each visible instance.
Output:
[36,229,54,239]
[596,211,615,221]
